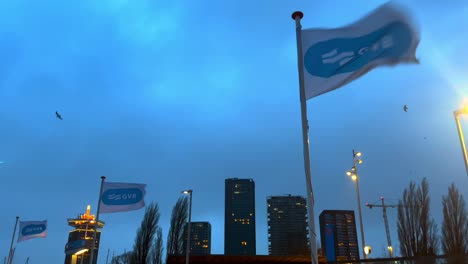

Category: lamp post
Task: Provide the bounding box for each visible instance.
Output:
[181,190,193,264]
[346,150,367,259]
[454,106,468,177]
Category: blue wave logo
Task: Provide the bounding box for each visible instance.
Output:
[22,224,46,236]
[304,22,413,78]
[102,188,143,205]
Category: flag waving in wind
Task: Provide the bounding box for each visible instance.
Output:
[17,220,47,242]
[99,182,146,213]
[301,2,420,99]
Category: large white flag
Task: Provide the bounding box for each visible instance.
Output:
[17,220,47,242]
[301,2,420,99]
[99,182,146,213]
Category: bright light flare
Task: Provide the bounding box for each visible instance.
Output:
[364,246,372,255]
[74,249,88,255]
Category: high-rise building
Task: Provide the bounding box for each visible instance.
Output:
[183,222,211,255]
[319,210,359,261]
[225,178,256,256]
[64,205,105,264]
[267,195,310,256]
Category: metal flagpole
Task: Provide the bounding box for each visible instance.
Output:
[7,216,19,264]
[89,176,106,264]
[292,11,318,264]
[8,249,14,264]
[454,111,468,177]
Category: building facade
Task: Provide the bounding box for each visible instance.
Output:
[183,222,211,255]
[267,195,310,256]
[64,205,104,264]
[225,178,256,255]
[319,210,359,261]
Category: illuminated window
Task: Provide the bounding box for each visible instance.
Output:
[241,241,247,246]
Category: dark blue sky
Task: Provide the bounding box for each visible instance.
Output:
[0,0,467,263]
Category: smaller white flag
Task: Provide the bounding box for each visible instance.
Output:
[99,182,146,213]
[17,220,47,242]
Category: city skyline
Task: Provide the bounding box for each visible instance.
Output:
[225,178,256,256]
[319,210,360,261]
[267,195,310,256]
[183,221,211,256]
[0,0,467,263]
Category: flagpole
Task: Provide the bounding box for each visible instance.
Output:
[89,176,106,264]
[7,216,19,264]
[292,11,318,264]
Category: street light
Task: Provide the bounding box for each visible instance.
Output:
[364,246,372,255]
[181,190,193,264]
[346,149,367,260]
[454,105,468,177]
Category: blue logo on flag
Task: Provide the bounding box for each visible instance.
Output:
[22,224,46,236]
[304,22,413,78]
[102,188,144,205]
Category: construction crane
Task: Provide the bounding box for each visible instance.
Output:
[366,197,398,257]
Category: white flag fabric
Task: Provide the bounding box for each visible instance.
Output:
[99,182,146,213]
[17,220,47,242]
[301,2,420,99]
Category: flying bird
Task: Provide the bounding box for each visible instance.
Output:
[403,105,408,112]
[55,111,63,120]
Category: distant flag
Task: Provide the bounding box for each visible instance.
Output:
[17,220,47,242]
[301,2,420,99]
[99,182,146,213]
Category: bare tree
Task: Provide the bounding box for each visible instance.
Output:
[110,252,131,264]
[397,178,439,257]
[150,227,164,264]
[166,197,188,258]
[442,183,468,256]
[130,203,160,264]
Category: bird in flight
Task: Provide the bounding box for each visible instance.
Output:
[403,105,408,112]
[55,111,63,120]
